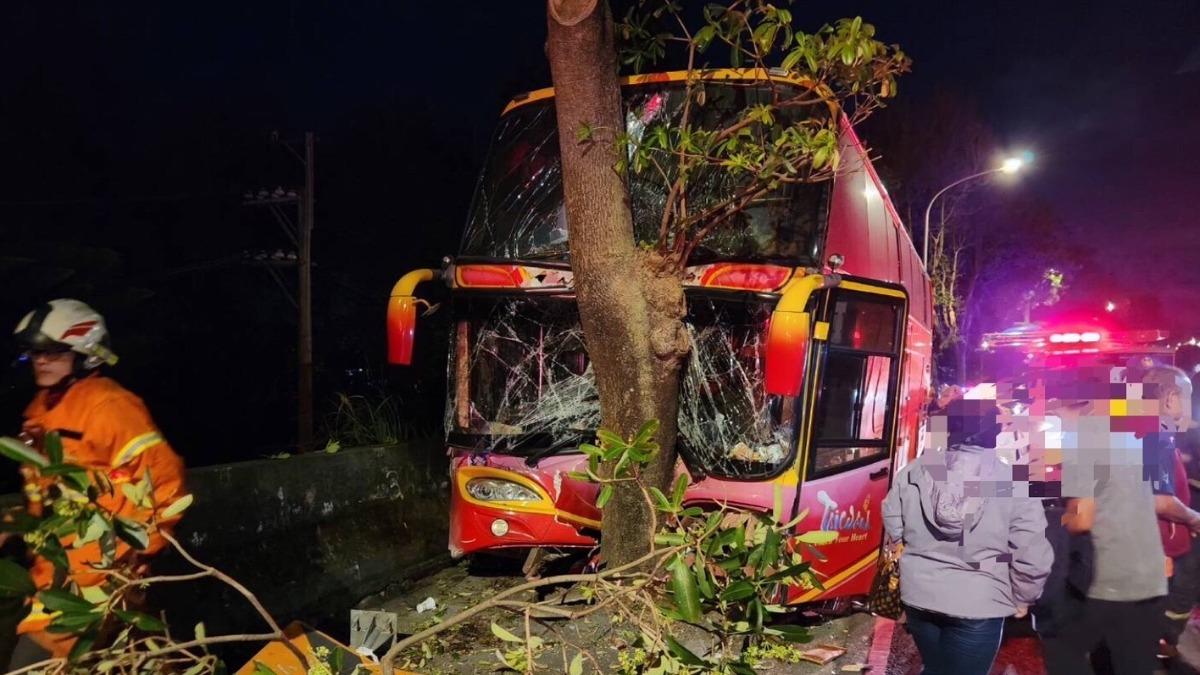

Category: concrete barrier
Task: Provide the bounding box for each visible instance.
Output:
[150,439,451,644]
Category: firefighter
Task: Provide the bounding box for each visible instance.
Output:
[7,300,186,665]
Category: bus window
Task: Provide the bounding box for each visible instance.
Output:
[810,291,904,477]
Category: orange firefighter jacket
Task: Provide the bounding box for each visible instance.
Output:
[18,375,186,633]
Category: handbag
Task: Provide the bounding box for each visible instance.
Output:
[868,542,903,620]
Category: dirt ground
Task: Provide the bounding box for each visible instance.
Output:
[356,560,881,674]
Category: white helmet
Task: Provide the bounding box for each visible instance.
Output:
[13,299,118,368]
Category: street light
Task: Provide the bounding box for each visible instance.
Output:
[922,156,1026,263]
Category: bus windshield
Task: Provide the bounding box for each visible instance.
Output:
[460,82,827,265]
[447,295,795,477]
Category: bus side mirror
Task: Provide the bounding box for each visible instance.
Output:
[763,272,838,396]
[765,312,810,396]
[387,269,437,365]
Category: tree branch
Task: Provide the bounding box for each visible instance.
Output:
[161,531,307,670]
[381,545,681,673]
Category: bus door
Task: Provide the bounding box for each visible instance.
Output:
[787,280,907,602]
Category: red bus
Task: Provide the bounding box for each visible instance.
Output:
[387,69,933,603]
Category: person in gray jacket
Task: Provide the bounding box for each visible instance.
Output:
[884,397,1053,675]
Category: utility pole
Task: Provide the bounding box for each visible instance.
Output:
[242,131,315,451]
[298,132,315,452]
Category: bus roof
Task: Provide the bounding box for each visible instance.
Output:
[502,68,828,116]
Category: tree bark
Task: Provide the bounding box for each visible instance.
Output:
[546,0,689,566]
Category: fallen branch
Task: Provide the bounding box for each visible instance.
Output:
[162,532,308,670]
[381,545,680,674]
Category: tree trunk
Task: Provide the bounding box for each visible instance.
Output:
[546,0,689,566]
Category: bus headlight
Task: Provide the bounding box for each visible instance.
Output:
[466,478,541,502]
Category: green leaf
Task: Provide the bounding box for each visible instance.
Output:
[695,559,715,600]
[595,429,623,449]
[761,529,781,570]
[568,652,585,675]
[45,432,63,466]
[669,553,702,622]
[767,624,813,643]
[633,419,659,446]
[764,562,812,583]
[841,43,856,65]
[654,532,687,547]
[113,517,149,550]
[40,589,96,613]
[113,608,165,633]
[720,580,756,602]
[613,452,632,479]
[77,513,110,547]
[41,463,90,494]
[194,622,207,641]
[747,543,765,570]
[490,622,523,643]
[783,507,810,530]
[802,542,828,563]
[251,663,278,675]
[812,147,830,170]
[670,473,688,509]
[99,526,117,566]
[794,530,839,546]
[161,493,194,520]
[0,436,49,468]
[182,665,207,675]
[753,22,779,53]
[47,609,101,634]
[693,24,716,53]
[0,560,33,598]
[596,484,614,509]
[648,487,672,512]
[38,537,69,572]
[665,636,706,666]
[79,585,109,605]
[67,630,96,662]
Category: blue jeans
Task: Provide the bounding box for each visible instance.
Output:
[904,604,1005,675]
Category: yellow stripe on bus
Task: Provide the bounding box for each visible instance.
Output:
[792,548,880,603]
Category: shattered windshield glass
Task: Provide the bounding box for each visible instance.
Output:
[447,295,795,477]
[461,82,826,264]
[448,297,598,441]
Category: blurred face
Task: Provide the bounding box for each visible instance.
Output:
[1164,387,1192,428]
[29,350,74,388]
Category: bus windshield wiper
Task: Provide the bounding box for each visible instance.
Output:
[523,433,590,467]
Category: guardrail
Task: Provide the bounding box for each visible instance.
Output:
[148,440,451,648]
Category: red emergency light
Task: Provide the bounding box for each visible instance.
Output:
[1048,331,1103,345]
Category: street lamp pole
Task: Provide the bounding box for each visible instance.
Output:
[922,157,1024,264]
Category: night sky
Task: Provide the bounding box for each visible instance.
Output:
[1,1,1197,463]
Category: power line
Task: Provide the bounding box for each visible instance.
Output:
[0,191,240,207]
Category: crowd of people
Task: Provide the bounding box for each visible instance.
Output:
[884,355,1200,675]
